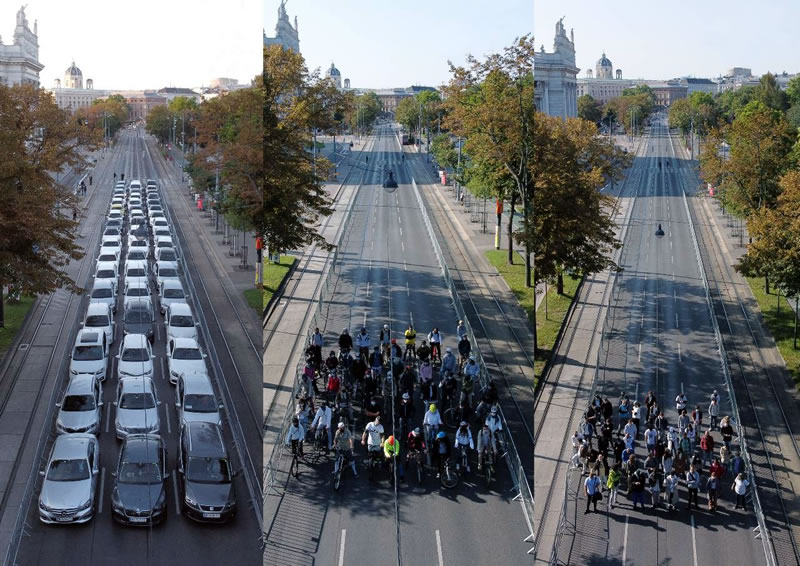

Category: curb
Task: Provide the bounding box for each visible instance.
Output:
[261,256,299,323]
[0,295,41,375]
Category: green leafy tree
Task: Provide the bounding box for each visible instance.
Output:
[146,105,172,144]
[395,96,418,135]
[577,94,602,124]
[716,86,757,123]
[430,134,458,170]
[606,86,655,135]
[347,91,381,134]
[755,72,789,112]
[786,76,800,107]
[786,104,800,129]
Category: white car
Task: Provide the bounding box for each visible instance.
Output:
[94,261,119,296]
[100,235,122,254]
[167,337,207,385]
[152,228,172,242]
[128,238,149,253]
[153,261,180,288]
[38,434,100,524]
[123,279,150,303]
[149,214,166,229]
[89,279,117,314]
[158,280,187,315]
[107,210,123,224]
[97,249,120,268]
[125,248,147,263]
[69,328,108,378]
[128,180,142,192]
[116,333,155,379]
[83,302,115,347]
[175,371,222,426]
[114,377,161,440]
[154,246,178,263]
[152,236,174,257]
[56,374,103,435]
[165,302,198,344]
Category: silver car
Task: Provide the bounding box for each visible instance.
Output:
[114,377,161,440]
[38,434,100,524]
[176,371,222,426]
[56,374,103,435]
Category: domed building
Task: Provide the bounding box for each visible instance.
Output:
[595,52,613,80]
[51,60,108,112]
[576,50,633,105]
[63,60,83,88]
[325,62,342,89]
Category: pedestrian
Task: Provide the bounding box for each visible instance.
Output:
[594,453,609,488]
[625,454,638,495]
[676,392,687,413]
[624,432,635,451]
[89,175,93,186]
[570,433,583,469]
[72,208,78,221]
[708,398,720,430]
[644,390,657,422]
[706,472,720,511]
[720,416,734,450]
[674,448,688,477]
[710,389,720,405]
[607,464,621,509]
[692,404,703,429]
[581,416,594,450]
[731,451,745,478]
[655,411,668,442]
[584,470,603,513]
[602,397,614,422]
[645,423,658,454]
[664,470,679,511]
[662,449,674,475]
[613,436,625,465]
[710,457,726,481]
[733,472,750,510]
[700,429,715,468]
[580,440,592,475]
[678,408,690,435]
[719,443,731,471]
[686,423,696,453]
[648,467,662,508]
[631,402,642,437]
[680,431,691,457]
[667,426,679,455]
[617,394,630,434]
[623,418,637,443]
[631,468,647,510]
[685,465,700,510]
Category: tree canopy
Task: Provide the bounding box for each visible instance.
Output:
[577,94,602,124]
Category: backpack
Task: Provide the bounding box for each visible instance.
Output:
[580,443,590,458]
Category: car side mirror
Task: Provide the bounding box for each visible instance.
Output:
[151,355,156,359]
[175,401,180,407]
[195,323,200,327]
[112,401,118,406]
[40,470,45,477]
[111,471,117,477]
[55,402,61,408]
[98,401,104,407]
[93,469,99,476]
[233,469,242,478]
[163,473,170,480]
[115,355,120,359]
[157,400,162,406]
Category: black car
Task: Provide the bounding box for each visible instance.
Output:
[122,299,155,343]
[178,422,237,523]
[111,434,168,526]
[383,170,398,189]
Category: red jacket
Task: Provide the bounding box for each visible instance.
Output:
[710,461,726,479]
[700,434,715,452]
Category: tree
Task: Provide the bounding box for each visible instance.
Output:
[786,76,800,107]
[755,72,789,112]
[716,86,757,123]
[430,134,458,170]
[395,96,418,135]
[0,84,98,325]
[606,86,655,134]
[347,91,381,134]
[146,105,172,144]
[786,104,800,129]
[577,94,602,124]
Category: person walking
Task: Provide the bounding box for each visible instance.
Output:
[644,424,658,455]
[584,470,603,513]
[720,416,734,450]
[685,465,700,510]
[664,470,679,511]
[708,398,720,430]
[700,429,715,468]
[630,468,647,510]
[706,472,720,511]
[607,464,622,509]
[648,467,662,508]
[733,472,750,510]
[617,394,630,435]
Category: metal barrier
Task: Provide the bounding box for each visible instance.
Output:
[411,178,535,554]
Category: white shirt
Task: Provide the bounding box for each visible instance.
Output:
[423,410,442,427]
[428,331,442,344]
[364,421,384,448]
[356,333,371,348]
[733,477,750,495]
[286,423,305,443]
[485,414,503,433]
[455,428,474,449]
[623,422,637,438]
[676,394,687,410]
[632,405,641,419]
[708,401,720,416]
[645,428,658,445]
[311,406,332,429]
[584,476,601,495]
[464,361,480,378]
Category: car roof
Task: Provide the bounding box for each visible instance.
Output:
[126,279,148,289]
[182,372,213,394]
[86,302,110,315]
[161,279,183,290]
[156,260,178,269]
[121,333,149,348]
[121,434,163,462]
[96,261,116,269]
[125,260,147,270]
[125,299,152,311]
[52,434,95,459]
[185,422,225,457]
[169,302,192,315]
[66,374,95,394]
[119,376,154,392]
[76,328,103,344]
[92,279,114,290]
[172,337,200,349]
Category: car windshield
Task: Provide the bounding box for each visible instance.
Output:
[121,347,149,362]
[96,269,115,279]
[186,457,231,484]
[103,241,120,248]
[159,251,176,261]
[170,315,194,327]
[130,240,147,247]
[119,392,156,409]
[99,255,116,262]
[73,345,103,361]
[47,458,90,481]
[156,241,171,248]
[164,289,184,299]
[104,229,119,236]
[126,287,148,297]
[128,252,146,261]
[85,315,109,327]
[127,268,146,278]
[184,394,216,413]
[125,310,151,324]
[63,394,96,412]
[92,288,113,299]
[173,347,201,360]
[118,461,162,485]
[160,268,178,278]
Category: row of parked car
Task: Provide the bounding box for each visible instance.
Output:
[39,177,237,527]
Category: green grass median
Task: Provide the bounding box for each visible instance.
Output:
[744,276,800,390]
[243,255,296,313]
[0,295,36,361]
[485,250,580,386]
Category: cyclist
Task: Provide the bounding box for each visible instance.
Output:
[399,365,416,397]
[440,371,458,411]
[333,422,358,478]
[285,416,306,457]
[417,340,431,363]
[485,406,503,453]
[338,327,353,354]
[295,398,312,429]
[352,354,367,385]
[457,335,471,375]
[389,338,403,369]
[433,431,453,478]
[455,421,474,472]
[475,380,499,422]
[326,370,341,400]
[383,435,403,481]
[380,324,391,359]
[310,327,324,369]
[428,328,443,363]
[419,358,433,384]
[362,415,385,467]
[441,347,457,377]
[406,428,427,468]
[370,346,384,377]
[456,319,467,342]
[464,355,480,381]
[311,399,333,452]
[398,392,415,435]
[423,403,442,446]
[335,385,353,424]
[476,423,497,471]
[365,394,384,421]
[356,327,371,360]
[420,369,438,408]
[325,351,339,374]
[404,324,417,361]
[460,369,475,409]
[301,361,316,399]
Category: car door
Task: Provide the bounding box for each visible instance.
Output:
[87,441,98,504]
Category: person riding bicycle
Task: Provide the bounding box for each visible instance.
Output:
[362,415,385,464]
[407,428,427,454]
[325,351,339,373]
[310,327,324,369]
[441,347,457,376]
[423,403,442,446]
[453,399,473,426]
[398,392,415,433]
[326,370,341,399]
[475,380,498,421]
[440,371,458,411]
[380,324,391,359]
[365,394,384,421]
[311,400,333,452]
[383,435,403,481]
[419,358,433,383]
[338,328,353,354]
[464,355,480,380]
[301,361,317,398]
[456,320,467,342]
[485,406,503,453]
[417,340,431,363]
[369,346,384,377]
[477,423,497,471]
[457,335,471,375]
[356,327,371,360]
[433,431,453,478]
[428,328,443,363]
[333,422,358,478]
[460,369,475,409]
[399,365,416,397]
[335,385,353,424]
[286,416,306,457]
[404,324,417,360]
[421,373,438,408]
[352,354,367,383]
[455,422,474,472]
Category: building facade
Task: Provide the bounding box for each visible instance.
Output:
[680,77,717,96]
[156,87,202,104]
[50,61,107,111]
[533,18,579,119]
[116,91,167,121]
[325,62,341,89]
[0,6,43,86]
[264,0,299,52]
[576,52,635,105]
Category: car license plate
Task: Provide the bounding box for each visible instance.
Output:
[203,512,220,519]
[130,517,147,523]
[56,516,73,522]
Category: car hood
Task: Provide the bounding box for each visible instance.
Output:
[181,411,221,427]
[116,407,159,432]
[170,359,206,375]
[72,359,104,374]
[40,478,92,509]
[118,361,153,377]
[168,327,197,340]
[114,482,165,512]
[124,322,153,336]
[58,409,99,432]
[185,481,234,508]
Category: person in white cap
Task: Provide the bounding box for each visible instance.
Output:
[441,346,457,375]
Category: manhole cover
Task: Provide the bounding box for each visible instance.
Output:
[19,344,29,350]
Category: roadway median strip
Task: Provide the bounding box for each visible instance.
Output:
[483,250,580,385]
[247,254,296,313]
[0,295,36,360]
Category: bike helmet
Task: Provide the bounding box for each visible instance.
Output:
[458,320,463,324]
[445,347,452,353]
[338,422,345,430]
[490,407,498,415]
[387,436,395,446]
[436,431,446,439]
[384,324,389,330]
[402,393,410,400]
[413,427,420,436]
[459,421,468,427]
[343,328,349,334]
[469,355,476,361]
[429,404,437,413]
[391,338,397,344]
[321,400,328,407]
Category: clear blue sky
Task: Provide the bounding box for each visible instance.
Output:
[535,0,800,80]
[264,0,534,88]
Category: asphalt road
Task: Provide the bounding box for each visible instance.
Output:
[264,125,529,566]
[559,119,764,565]
[14,128,261,566]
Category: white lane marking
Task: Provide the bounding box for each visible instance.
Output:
[622,514,629,565]
[638,342,642,362]
[98,467,106,514]
[401,241,405,252]
[436,529,444,566]
[363,312,367,327]
[675,313,679,328]
[172,471,181,515]
[372,240,374,249]
[338,529,347,566]
[670,240,673,250]
[366,281,371,298]
[164,402,172,434]
[156,323,160,341]
[681,382,685,395]
[672,271,675,281]
[403,260,407,272]
[678,342,682,362]
[160,357,166,381]
[105,401,111,434]
[691,514,699,566]
[410,312,414,326]
[406,281,410,296]
[671,255,674,264]
[399,226,403,237]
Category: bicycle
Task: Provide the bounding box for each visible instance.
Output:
[310,426,329,462]
[403,344,416,362]
[443,406,463,430]
[457,444,470,473]
[481,449,496,486]
[332,449,349,492]
[288,441,303,478]
[366,447,382,482]
[440,457,460,489]
[407,449,425,485]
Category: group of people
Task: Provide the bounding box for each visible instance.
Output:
[575,389,750,514]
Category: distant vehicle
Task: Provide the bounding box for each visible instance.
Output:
[154,261,180,289]
[83,302,115,347]
[383,170,398,189]
[165,302,198,345]
[154,247,177,263]
[116,334,155,379]
[401,134,410,145]
[123,299,155,343]
[38,433,100,524]
[89,279,117,314]
[56,373,103,435]
[111,434,168,526]
[159,280,187,315]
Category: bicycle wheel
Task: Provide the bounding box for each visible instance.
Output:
[440,462,459,489]
[291,454,300,478]
[333,457,343,491]
[443,408,459,429]
[416,458,424,485]
[485,462,494,486]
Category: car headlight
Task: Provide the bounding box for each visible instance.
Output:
[184,494,197,507]
[55,419,65,430]
[95,367,105,376]
[79,498,92,510]
[70,368,78,375]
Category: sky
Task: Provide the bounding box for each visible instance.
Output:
[535,0,800,80]
[14,0,261,91]
[263,0,534,89]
